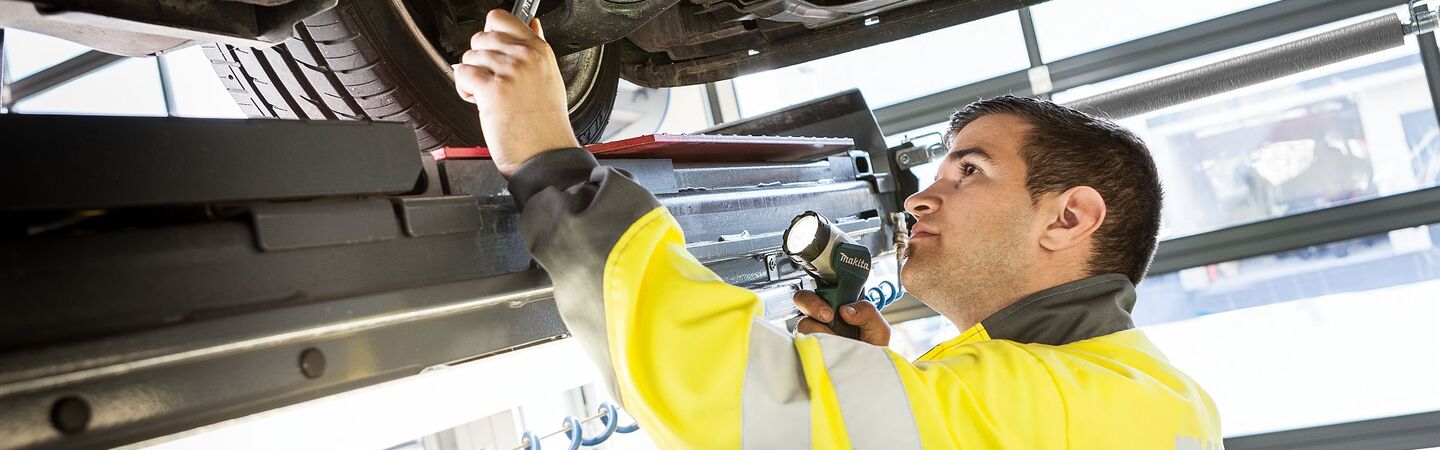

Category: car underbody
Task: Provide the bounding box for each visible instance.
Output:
[0,0,1042,87]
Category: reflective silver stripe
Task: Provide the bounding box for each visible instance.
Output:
[816,335,924,450]
[741,319,811,450]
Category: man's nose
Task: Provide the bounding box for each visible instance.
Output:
[904,190,940,216]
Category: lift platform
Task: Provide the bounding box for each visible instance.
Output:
[0,90,910,449]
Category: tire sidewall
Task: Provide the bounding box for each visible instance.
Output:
[343,0,619,146]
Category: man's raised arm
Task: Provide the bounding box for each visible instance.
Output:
[451,10,1021,449]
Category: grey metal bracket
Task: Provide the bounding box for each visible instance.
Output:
[1408,0,1438,35]
[891,131,947,171]
[893,142,946,171]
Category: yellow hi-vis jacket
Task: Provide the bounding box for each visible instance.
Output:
[510,149,1223,449]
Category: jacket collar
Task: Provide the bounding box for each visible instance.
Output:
[919,274,1138,360]
[979,273,1137,346]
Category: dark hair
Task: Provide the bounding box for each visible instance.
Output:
[947,95,1163,284]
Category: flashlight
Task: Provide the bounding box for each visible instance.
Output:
[782,211,873,339]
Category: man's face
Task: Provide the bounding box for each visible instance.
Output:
[901,114,1041,317]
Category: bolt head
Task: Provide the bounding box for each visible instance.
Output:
[299,348,326,379]
[51,396,90,435]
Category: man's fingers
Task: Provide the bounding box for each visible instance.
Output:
[469,32,532,57]
[452,63,493,103]
[793,291,891,345]
[461,49,515,75]
[795,318,837,336]
[532,18,544,40]
[451,65,472,102]
[839,300,881,326]
[485,9,538,38]
[840,300,891,346]
[792,291,833,323]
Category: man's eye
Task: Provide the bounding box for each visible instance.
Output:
[960,163,979,177]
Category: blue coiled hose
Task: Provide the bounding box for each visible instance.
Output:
[865,280,902,310]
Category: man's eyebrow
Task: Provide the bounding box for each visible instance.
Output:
[945,147,993,164]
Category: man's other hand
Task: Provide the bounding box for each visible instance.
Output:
[454,9,580,178]
[794,291,891,346]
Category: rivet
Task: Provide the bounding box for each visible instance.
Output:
[299,348,327,379]
[51,396,90,435]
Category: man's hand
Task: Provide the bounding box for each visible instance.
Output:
[454,10,580,178]
[793,291,891,346]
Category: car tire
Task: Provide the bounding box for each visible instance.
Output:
[205,0,619,151]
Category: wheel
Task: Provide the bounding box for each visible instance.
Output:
[205,0,620,151]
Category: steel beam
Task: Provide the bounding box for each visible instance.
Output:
[6,50,124,106]
[883,185,1440,324]
[704,82,726,126]
[1017,8,1042,69]
[1417,5,1440,128]
[1,27,8,109]
[1148,185,1440,275]
[0,271,567,449]
[1225,410,1440,450]
[874,0,1407,134]
[874,71,1031,134]
[1017,7,1047,100]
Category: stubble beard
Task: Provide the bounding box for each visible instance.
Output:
[900,225,1031,326]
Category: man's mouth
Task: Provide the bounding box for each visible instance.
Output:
[909,223,940,240]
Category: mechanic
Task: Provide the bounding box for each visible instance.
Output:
[454,10,1222,449]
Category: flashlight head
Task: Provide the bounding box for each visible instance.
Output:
[784,214,822,256]
[783,211,853,282]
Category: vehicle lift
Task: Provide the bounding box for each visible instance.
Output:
[0,90,922,449]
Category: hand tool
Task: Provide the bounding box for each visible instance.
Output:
[510,0,541,24]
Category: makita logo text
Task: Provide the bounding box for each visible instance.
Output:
[840,253,870,270]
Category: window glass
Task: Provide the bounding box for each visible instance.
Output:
[891,8,1438,241]
[1030,0,1279,62]
[894,225,1440,437]
[891,314,958,360]
[1057,9,1438,239]
[1050,6,1411,103]
[2,29,91,80]
[888,6,1440,437]
[13,57,167,116]
[1137,225,1440,436]
[733,11,1029,118]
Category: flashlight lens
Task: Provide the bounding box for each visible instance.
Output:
[786,215,820,255]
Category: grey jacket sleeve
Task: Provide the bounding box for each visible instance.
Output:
[508,147,662,403]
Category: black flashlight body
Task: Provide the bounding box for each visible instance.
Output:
[783,211,873,339]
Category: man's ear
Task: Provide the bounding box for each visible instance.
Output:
[1039,186,1106,252]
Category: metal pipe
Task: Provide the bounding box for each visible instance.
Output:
[1018,7,1043,68]
[704,82,726,126]
[1417,4,1440,130]
[155,53,178,117]
[7,50,125,105]
[1067,14,1406,119]
[1,27,8,111]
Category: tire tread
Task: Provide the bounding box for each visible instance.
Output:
[206,3,448,150]
[207,0,615,151]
